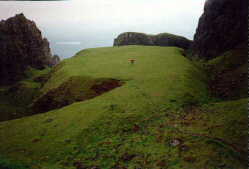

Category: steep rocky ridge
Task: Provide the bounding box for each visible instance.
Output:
[191,0,248,59]
[114,32,192,49]
[0,13,53,85]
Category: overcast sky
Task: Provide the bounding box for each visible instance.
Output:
[0,0,206,58]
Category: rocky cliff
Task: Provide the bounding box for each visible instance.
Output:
[191,0,248,100]
[0,13,53,85]
[192,0,248,59]
[114,32,192,49]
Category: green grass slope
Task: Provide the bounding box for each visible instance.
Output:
[0,46,246,169]
[205,43,247,99]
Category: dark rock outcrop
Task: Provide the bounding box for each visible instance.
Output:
[191,0,248,99]
[0,13,53,85]
[192,0,248,59]
[114,32,192,49]
[114,32,154,46]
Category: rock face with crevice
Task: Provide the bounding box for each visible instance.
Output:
[51,55,61,66]
[0,13,53,85]
[114,32,192,49]
[191,0,248,59]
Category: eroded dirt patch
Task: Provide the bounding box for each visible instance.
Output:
[31,77,124,114]
[91,79,123,95]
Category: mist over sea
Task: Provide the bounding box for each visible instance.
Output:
[0,0,205,58]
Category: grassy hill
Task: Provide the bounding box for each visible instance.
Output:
[205,43,248,100]
[0,46,247,169]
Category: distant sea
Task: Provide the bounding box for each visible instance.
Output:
[45,31,117,59]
